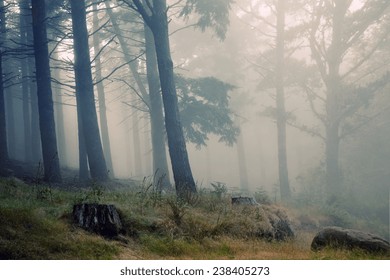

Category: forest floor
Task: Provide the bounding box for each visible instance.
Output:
[0,175,388,260]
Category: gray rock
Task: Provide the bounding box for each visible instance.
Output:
[257,206,295,241]
[73,203,123,238]
[311,226,390,253]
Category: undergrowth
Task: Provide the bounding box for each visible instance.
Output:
[0,177,388,260]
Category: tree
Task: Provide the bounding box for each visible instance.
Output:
[128,0,197,198]
[31,0,61,182]
[275,0,291,201]
[175,75,238,147]
[239,0,295,201]
[307,0,390,195]
[92,2,114,177]
[70,0,108,181]
[144,22,171,189]
[126,0,233,199]
[103,2,151,179]
[0,0,8,173]
[19,0,32,162]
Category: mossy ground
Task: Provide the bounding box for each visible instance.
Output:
[0,177,388,260]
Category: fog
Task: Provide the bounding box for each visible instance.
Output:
[1,0,389,237]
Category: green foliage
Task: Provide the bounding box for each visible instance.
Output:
[180,0,233,40]
[176,75,239,147]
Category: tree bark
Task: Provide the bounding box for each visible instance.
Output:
[5,84,15,159]
[236,121,249,192]
[144,23,171,189]
[92,3,114,178]
[51,51,67,167]
[70,0,108,181]
[148,0,196,198]
[20,0,32,162]
[28,57,42,163]
[26,7,42,164]
[275,0,291,201]
[76,92,89,182]
[131,106,143,177]
[31,0,61,182]
[0,0,8,172]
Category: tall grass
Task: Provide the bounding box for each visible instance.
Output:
[0,177,388,260]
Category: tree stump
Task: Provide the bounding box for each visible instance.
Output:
[73,203,123,238]
[231,196,259,206]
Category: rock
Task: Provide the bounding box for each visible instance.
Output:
[73,203,123,238]
[232,196,259,206]
[258,206,295,241]
[311,226,390,253]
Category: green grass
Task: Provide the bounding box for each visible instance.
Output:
[0,177,388,260]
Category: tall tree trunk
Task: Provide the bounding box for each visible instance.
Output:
[144,23,171,189]
[31,0,61,182]
[143,112,153,175]
[5,87,15,159]
[76,92,89,182]
[0,0,7,172]
[20,0,32,162]
[275,0,291,201]
[92,2,114,177]
[51,51,67,167]
[148,0,196,198]
[70,0,108,181]
[26,5,41,164]
[0,51,7,173]
[28,57,42,163]
[324,2,345,195]
[131,106,143,177]
[236,121,249,192]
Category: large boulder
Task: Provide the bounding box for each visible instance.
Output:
[73,203,123,238]
[311,226,390,253]
[257,206,295,241]
[230,201,295,242]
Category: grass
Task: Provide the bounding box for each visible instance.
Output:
[0,177,388,260]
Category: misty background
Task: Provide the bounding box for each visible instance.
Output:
[0,0,389,237]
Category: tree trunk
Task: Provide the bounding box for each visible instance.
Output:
[70,0,108,181]
[275,0,291,201]
[27,9,42,164]
[5,87,15,159]
[325,122,341,194]
[144,23,171,189]
[236,122,249,192]
[92,3,114,178]
[31,0,61,182]
[76,93,89,182]
[29,58,42,163]
[19,0,32,162]
[131,106,143,177]
[149,0,196,198]
[51,51,68,167]
[324,2,345,195]
[0,0,8,172]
